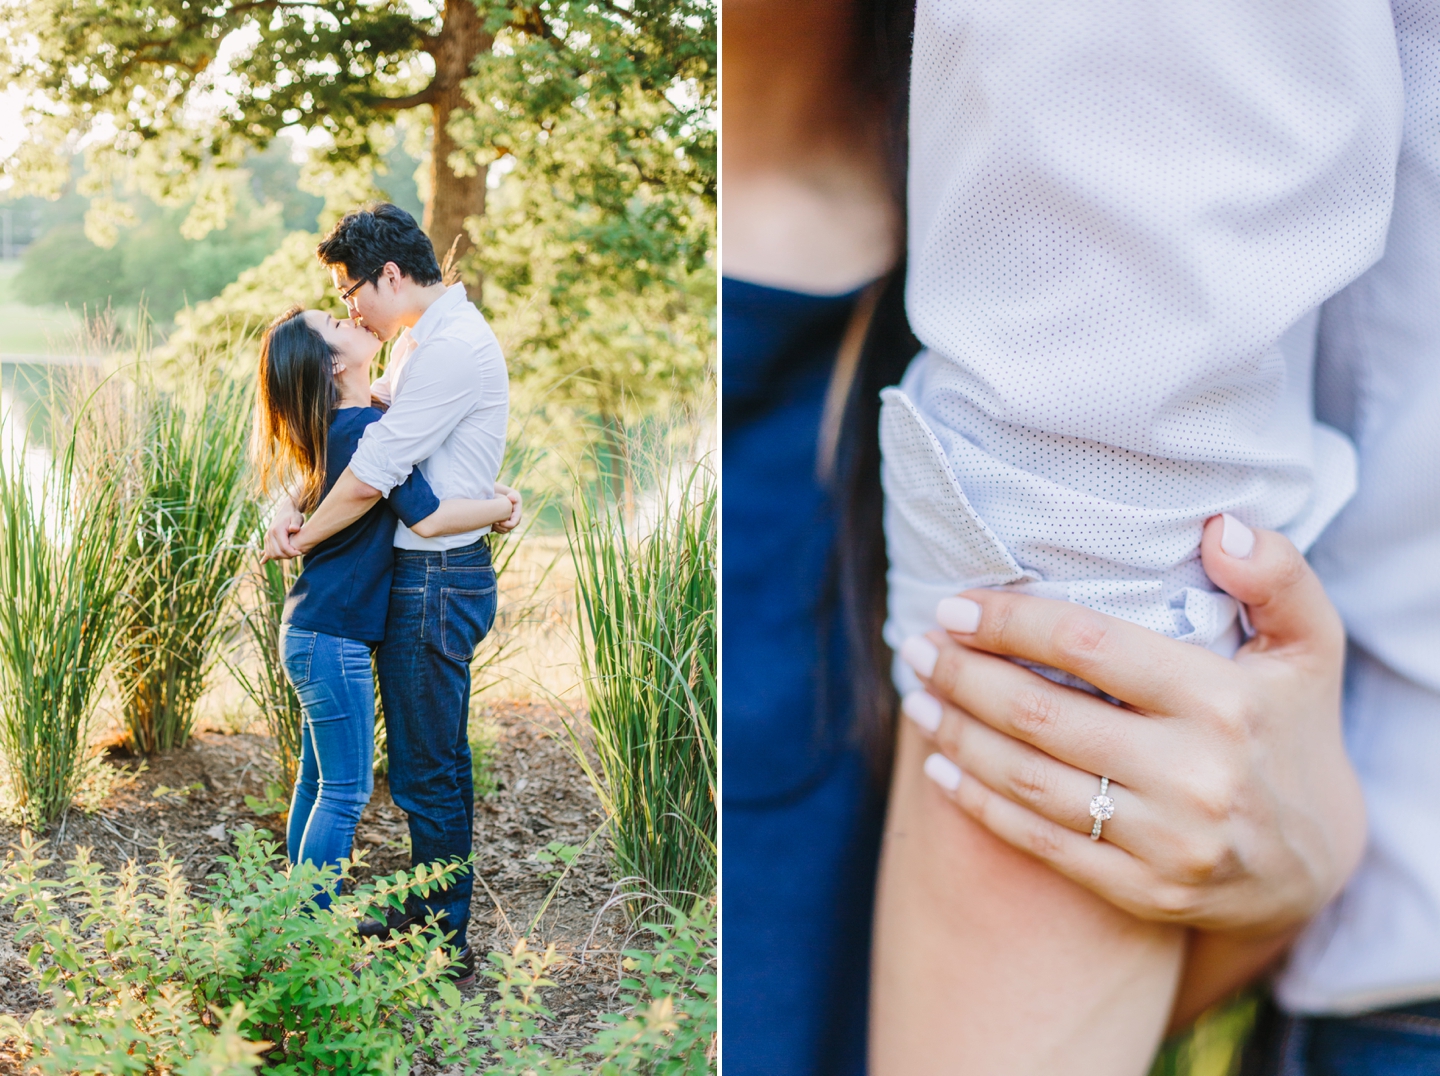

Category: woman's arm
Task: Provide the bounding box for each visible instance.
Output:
[409,489,517,539]
[872,724,1185,1076]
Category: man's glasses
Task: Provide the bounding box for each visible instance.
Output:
[340,274,374,303]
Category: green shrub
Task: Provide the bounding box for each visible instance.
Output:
[568,455,717,905]
[479,902,717,1076]
[0,827,486,1074]
[116,374,260,754]
[0,384,138,824]
[587,903,718,1074]
[0,830,718,1075]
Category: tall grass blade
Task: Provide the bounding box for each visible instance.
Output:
[470,426,560,694]
[226,557,305,792]
[568,448,716,907]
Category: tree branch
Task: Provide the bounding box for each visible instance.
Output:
[229,0,336,13]
[364,85,436,110]
[514,3,559,42]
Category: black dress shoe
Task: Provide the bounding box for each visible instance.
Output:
[356,909,419,939]
[447,945,477,988]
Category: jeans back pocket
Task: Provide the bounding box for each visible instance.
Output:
[438,581,497,661]
[280,626,318,686]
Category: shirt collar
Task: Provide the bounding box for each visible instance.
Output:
[408,283,468,346]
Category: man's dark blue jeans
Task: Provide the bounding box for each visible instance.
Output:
[1243,996,1440,1075]
[375,536,497,951]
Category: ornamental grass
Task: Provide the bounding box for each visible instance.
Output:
[114,374,259,754]
[227,557,305,794]
[568,451,717,907]
[0,379,138,824]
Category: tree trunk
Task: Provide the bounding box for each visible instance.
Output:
[425,0,492,278]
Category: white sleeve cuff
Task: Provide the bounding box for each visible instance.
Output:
[348,437,408,498]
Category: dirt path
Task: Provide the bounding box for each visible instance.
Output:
[0,699,635,1068]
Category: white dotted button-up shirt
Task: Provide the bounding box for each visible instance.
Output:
[887,0,1440,1014]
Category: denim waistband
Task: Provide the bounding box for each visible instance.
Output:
[1242,994,1440,1076]
[393,535,492,567]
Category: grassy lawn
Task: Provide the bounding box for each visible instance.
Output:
[0,261,84,357]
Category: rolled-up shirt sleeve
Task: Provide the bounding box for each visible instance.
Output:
[882,0,1406,684]
[349,333,478,496]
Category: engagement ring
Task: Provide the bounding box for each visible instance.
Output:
[1090,776,1114,841]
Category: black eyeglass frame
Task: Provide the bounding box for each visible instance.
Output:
[339,269,382,303]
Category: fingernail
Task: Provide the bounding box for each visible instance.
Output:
[1221,514,1255,559]
[902,691,943,733]
[923,753,963,792]
[900,636,939,679]
[936,596,982,633]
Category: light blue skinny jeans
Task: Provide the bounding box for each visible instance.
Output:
[279,625,375,908]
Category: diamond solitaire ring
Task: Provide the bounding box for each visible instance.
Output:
[1090,776,1115,841]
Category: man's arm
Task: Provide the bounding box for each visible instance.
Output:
[291,469,382,554]
[345,330,490,500]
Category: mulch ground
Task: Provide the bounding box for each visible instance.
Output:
[0,699,641,1070]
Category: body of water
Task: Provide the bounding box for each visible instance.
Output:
[2,361,65,496]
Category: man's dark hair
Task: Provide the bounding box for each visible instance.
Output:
[315,203,443,288]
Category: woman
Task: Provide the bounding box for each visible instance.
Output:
[722,1,915,1071]
[254,306,516,915]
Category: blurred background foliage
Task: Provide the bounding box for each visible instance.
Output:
[461,0,716,430]
[0,0,714,490]
[2,138,420,336]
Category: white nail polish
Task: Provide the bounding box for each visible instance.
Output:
[936,596,982,634]
[923,753,963,792]
[900,636,939,679]
[1221,513,1255,559]
[902,691,943,733]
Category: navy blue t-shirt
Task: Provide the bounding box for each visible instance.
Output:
[283,407,439,643]
[722,278,886,1076]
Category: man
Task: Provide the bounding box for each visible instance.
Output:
[266,203,516,984]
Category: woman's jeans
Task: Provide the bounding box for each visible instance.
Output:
[375,538,497,951]
[280,626,375,908]
[1243,996,1440,1075]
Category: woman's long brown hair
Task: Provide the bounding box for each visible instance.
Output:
[253,306,339,513]
[828,0,919,785]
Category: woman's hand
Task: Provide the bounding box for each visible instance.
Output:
[491,483,522,534]
[900,515,1364,939]
[262,497,305,563]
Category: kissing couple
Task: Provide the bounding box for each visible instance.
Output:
[258,202,516,986]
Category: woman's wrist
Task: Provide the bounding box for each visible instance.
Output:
[484,495,511,525]
[291,523,316,555]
